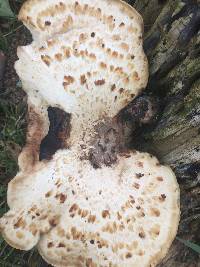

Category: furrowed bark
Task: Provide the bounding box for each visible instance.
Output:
[128,0,200,266]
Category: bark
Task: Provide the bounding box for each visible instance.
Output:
[127,0,200,266]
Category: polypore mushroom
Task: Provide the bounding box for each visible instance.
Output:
[0,1,180,267]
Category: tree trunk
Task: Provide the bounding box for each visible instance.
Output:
[1,1,199,266]
[128,0,200,266]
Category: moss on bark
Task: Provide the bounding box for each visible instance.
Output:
[130,0,200,266]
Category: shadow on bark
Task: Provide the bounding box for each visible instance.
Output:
[128,0,200,266]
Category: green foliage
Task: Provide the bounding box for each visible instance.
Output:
[0,100,28,265]
[0,33,7,51]
[0,0,14,18]
[177,237,200,254]
[0,101,26,267]
[0,101,26,180]
[0,0,24,52]
[0,101,26,144]
[0,186,7,217]
[0,241,47,267]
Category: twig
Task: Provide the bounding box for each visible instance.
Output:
[0,201,6,208]
[3,24,23,38]
[0,51,6,89]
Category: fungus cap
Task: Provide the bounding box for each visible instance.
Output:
[15,0,148,119]
[1,150,179,267]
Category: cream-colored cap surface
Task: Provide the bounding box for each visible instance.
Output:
[15,0,148,119]
[1,150,179,267]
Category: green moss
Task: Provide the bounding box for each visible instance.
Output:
[172,1,186,17]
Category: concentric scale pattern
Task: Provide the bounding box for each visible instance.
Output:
[1,150,179,267]
[15,0,148,119]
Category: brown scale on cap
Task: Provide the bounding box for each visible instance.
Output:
[100,62,107,69]
[47,40,56,48]
[56,227,65,237]
[63,47,71,58]
[102,210,110,218]
[49,216,60,227]
[16,231,25,239]
[137,161,144,167]
[79,33,88,42]
[41,55,51,66]
[94,79,105,86]
[133,183,140,189]
[57,242,66,248]
[139,231,146,239]
[136,173,144,179]
[69,203,79,213]
[88,215,96,223]
[48,242,54,248]
[45,191,53,198]
[159,194,167,202]
[45,21,51,26]
[54,53,63,62]
[64,75,75,85]
[150,208,160,217]
[55,193,67,204]
[111,84,116,91]
[80,74,87,85]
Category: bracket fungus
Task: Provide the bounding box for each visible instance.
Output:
[0,1,180,267]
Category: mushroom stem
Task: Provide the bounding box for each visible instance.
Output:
[68,115,107,151]
[67,94,160,165]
